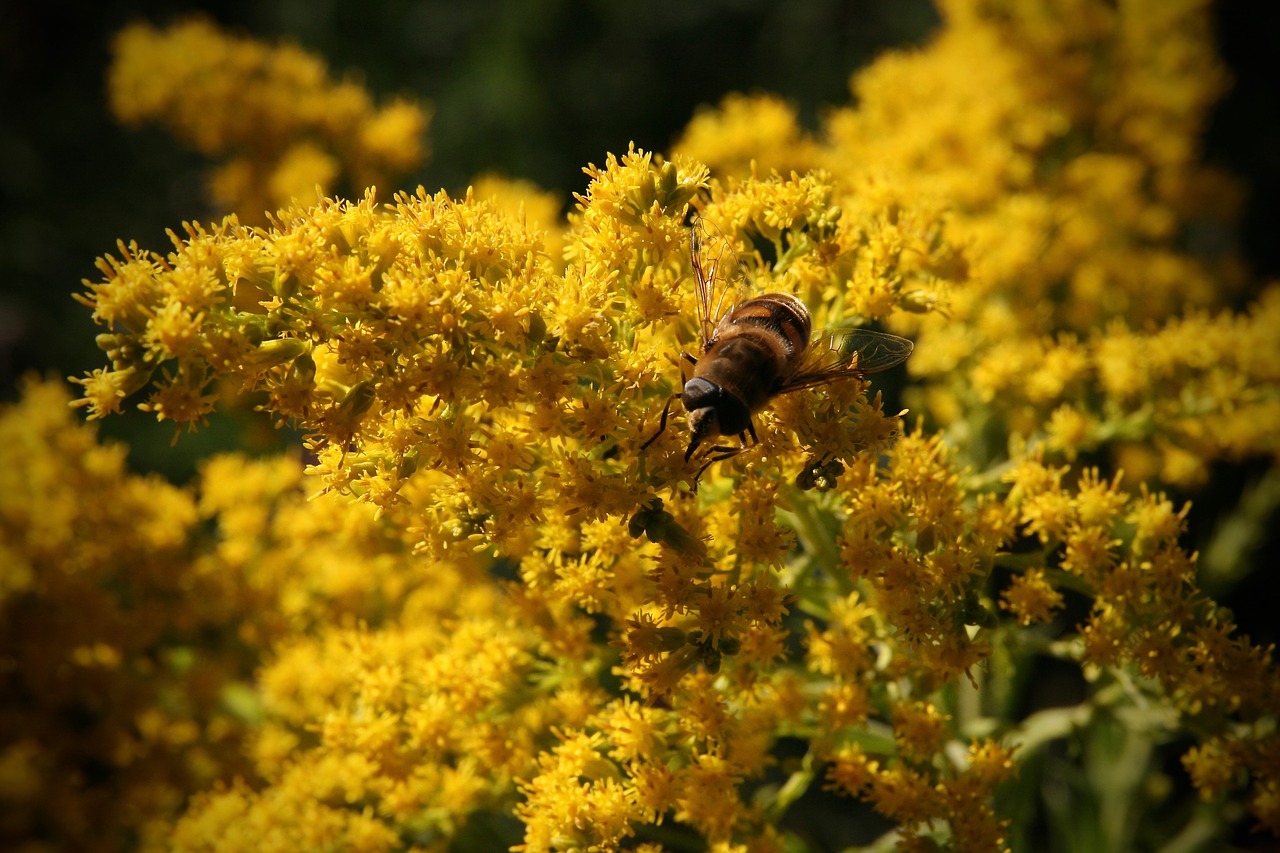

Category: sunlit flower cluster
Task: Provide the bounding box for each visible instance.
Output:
[677,0,1274,490]
[109,17,430,220]
[4,0,1278,850]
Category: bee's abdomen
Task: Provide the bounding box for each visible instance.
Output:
[728,293,811,356]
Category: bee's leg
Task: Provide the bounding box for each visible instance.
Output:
[744,420,759,447]
[641,393,681,450]
[690,443,744,487]
[707,444,746,462]
[679,353,695,388]
[644,357,696,452]
[692,457,717,485]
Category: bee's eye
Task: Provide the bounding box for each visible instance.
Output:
[682,377,717,408]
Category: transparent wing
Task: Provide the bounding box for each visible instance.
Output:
[689,216,748,351]
[778,328,914,394]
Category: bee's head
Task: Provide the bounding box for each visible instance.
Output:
[685,406,720,461]
[681,377,755,463]
[681,377,721,461]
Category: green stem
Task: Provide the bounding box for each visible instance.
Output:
[761,749,817,824]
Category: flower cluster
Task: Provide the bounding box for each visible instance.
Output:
[5,0,1278,850]
[109,17,429,220]
[677,0,1276,493]
[1,378,235,852]
[0,379,436,850]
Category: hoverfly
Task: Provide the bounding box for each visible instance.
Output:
[641,217,914,477]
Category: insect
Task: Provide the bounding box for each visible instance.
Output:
[641,218,914,476]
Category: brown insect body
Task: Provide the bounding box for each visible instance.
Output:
[643,218,914,473]
[682,293,811,459]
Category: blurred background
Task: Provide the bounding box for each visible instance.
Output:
[2,0,1278,626]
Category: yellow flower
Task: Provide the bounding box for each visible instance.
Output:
[893,701,950,761]
[1000,568,1065,625]
[1183,738,1240,801]
[108,18,429,220]
[866,763,938,825]
[674,752,746,840]
[1253,778,1280,836]
[827,742,877,797]
[1045,403,1096,458]
[674,93,819,178]
[265,142,340,209]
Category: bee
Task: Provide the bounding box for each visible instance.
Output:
[642,218,914,475]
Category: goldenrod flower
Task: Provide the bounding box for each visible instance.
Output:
[1000,568,1065,625]
[108,18,429,221]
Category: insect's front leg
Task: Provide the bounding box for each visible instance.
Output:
[641,392,681,450]
[642,352,698,451]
